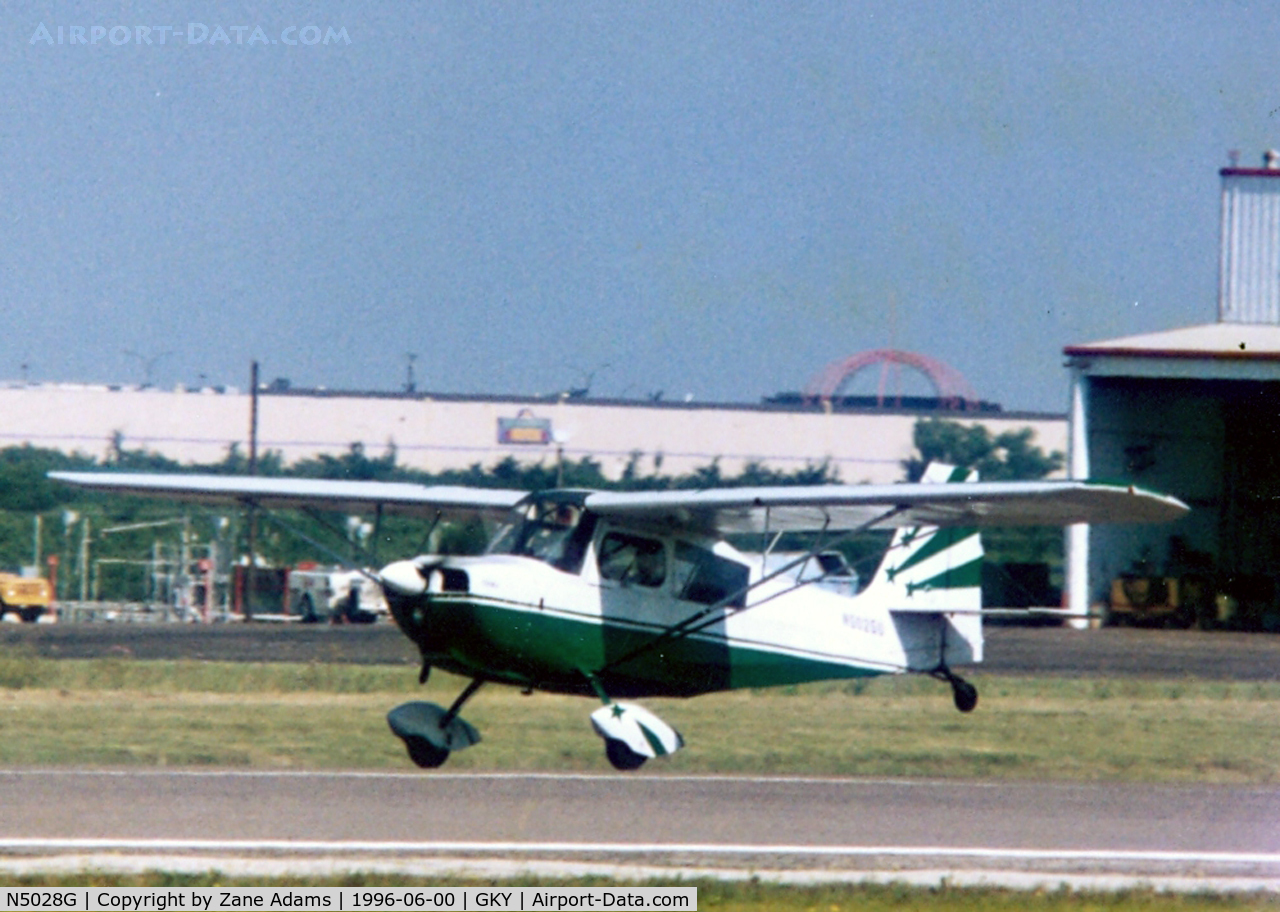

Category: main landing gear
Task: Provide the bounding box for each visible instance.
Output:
[930,665,979,713]
[387,677,485,769]
[387,670,686,772]
[589,700,684,771]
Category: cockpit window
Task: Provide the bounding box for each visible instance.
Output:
[488,498,595,574]
[598,532,667,587]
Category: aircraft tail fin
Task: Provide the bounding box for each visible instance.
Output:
[865,462,984,666]
[867,462,984,606]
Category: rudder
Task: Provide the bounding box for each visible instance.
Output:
[864,462,983,667]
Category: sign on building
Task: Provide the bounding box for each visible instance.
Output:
[498,409,552,445]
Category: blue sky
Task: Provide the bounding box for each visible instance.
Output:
[4,2,1278,411]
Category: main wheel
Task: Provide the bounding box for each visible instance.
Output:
[604,738,647,771]
[404,735,450,769]
[952,680,979,713]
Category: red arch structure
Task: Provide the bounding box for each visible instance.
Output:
[802,349,980,409]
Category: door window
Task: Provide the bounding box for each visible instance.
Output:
[597,532,667,587]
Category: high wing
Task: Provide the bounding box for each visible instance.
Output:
[583,479,1188,535]
[47,471,527,520]
[48,471,1188,533]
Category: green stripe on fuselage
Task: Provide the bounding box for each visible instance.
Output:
[400,595,887,698]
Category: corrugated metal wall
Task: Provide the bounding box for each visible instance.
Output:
[1219,171,1280,324]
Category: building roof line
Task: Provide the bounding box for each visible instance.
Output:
[1064,321,1280,361]
[1063,345,1280,361]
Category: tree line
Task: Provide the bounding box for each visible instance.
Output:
[0,417,1062,601]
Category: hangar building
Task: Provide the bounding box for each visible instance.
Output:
[1064,155,1280,631]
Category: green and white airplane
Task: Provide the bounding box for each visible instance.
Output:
[50,464,1186,771]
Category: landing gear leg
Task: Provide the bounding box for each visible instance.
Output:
[387,678,485,769]
[441,678,486,728]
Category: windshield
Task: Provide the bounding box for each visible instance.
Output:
[488,497,596,574]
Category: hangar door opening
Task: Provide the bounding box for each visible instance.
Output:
[1218,382,1280,628]
[1086,377,1280,631]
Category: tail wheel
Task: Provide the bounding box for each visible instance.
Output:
[604,738,647,771]
[952,680,979,713]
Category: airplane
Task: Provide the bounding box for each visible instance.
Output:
[49,464,1187,771]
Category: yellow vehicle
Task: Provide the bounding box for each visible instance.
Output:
[0,572,53,622]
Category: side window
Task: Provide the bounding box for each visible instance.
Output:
[597,532,666,587]
[672,542,748,608]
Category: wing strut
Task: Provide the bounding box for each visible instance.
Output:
[596,506,906,676]
[416,510,445,555]
[252,501,381,583]
[371,503,384,567]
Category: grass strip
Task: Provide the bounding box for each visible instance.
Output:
[0,653,1277,781]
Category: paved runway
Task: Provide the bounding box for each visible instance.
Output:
[2,626,1278,887]
[1,770,1277,888]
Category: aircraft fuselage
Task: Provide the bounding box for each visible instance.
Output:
[382,502,908,699]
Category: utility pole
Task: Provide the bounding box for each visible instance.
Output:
[178,513,191,619]
[245,360,259,618]
[249,360,259,473]
[78,516,90,602]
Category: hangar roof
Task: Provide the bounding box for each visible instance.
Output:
[1064,321,1280,380]
[1064,321,1280,360]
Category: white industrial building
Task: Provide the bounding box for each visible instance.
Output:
[1064,155,1280,631]
[0,381,1064,485]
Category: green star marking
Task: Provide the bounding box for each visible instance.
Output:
[611,704,625,719]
